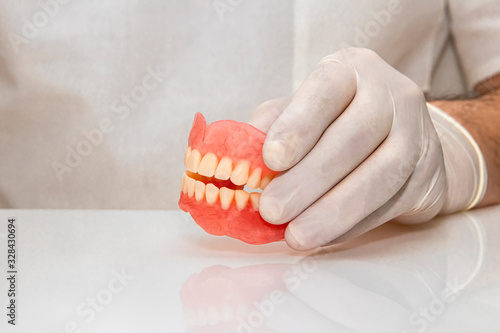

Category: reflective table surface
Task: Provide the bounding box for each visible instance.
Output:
[1,206,499,332]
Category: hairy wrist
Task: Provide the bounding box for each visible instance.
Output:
[430,80,500,207]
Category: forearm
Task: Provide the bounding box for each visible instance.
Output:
[431,73,500,207]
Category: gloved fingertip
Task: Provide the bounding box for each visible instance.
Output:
[259,198,285,225]
[248,114,267,133]
[285,224,315,251]
[263,140,294,171]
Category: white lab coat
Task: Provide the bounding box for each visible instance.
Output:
[1,0,499,209]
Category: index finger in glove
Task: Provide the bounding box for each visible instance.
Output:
[249,96,292,133]
[263,60,357,171]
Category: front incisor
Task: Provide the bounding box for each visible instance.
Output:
[183,147,192,168]
[205,183,219,205]
[194,181,205,201]
[187,149,202,173]
[198,153,218,177]
[235,190,250,210]
[246,168,262,189]
[219,187,235,210]
[215,157,232,180]
[230,160,250,186]
[249,193,261,211]
[181,172,189,194]
[187,177,196,198]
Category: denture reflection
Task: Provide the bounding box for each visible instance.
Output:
[180,264,290,332]
[180,209,496,332]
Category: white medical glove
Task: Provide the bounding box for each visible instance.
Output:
[249,48,487,250]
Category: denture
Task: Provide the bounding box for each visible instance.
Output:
[180,264,290,330]
[178,113,288,244]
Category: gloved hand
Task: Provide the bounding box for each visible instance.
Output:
[249,48,487,250]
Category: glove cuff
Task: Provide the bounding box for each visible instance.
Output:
[427,103,487,212]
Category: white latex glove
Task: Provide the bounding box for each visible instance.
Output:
[249,48,487,250]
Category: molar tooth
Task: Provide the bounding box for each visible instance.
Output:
[230,160,250,186]
[205,183,219,205]
[214,157,232,180]
[181,172,189,194]
[194,181,205,201]
[234,190,250,211]
[246,168,262,189]
[186,149,202,173]
[249,192,261,211]
[183,146,192,168]
[187,177,196,198]
[198,153,218,177]
[219,187,235,210]
[260,173,275,190]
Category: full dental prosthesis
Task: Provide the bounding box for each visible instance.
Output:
[178,113,288,244]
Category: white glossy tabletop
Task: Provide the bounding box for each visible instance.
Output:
[1,206,499,332]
